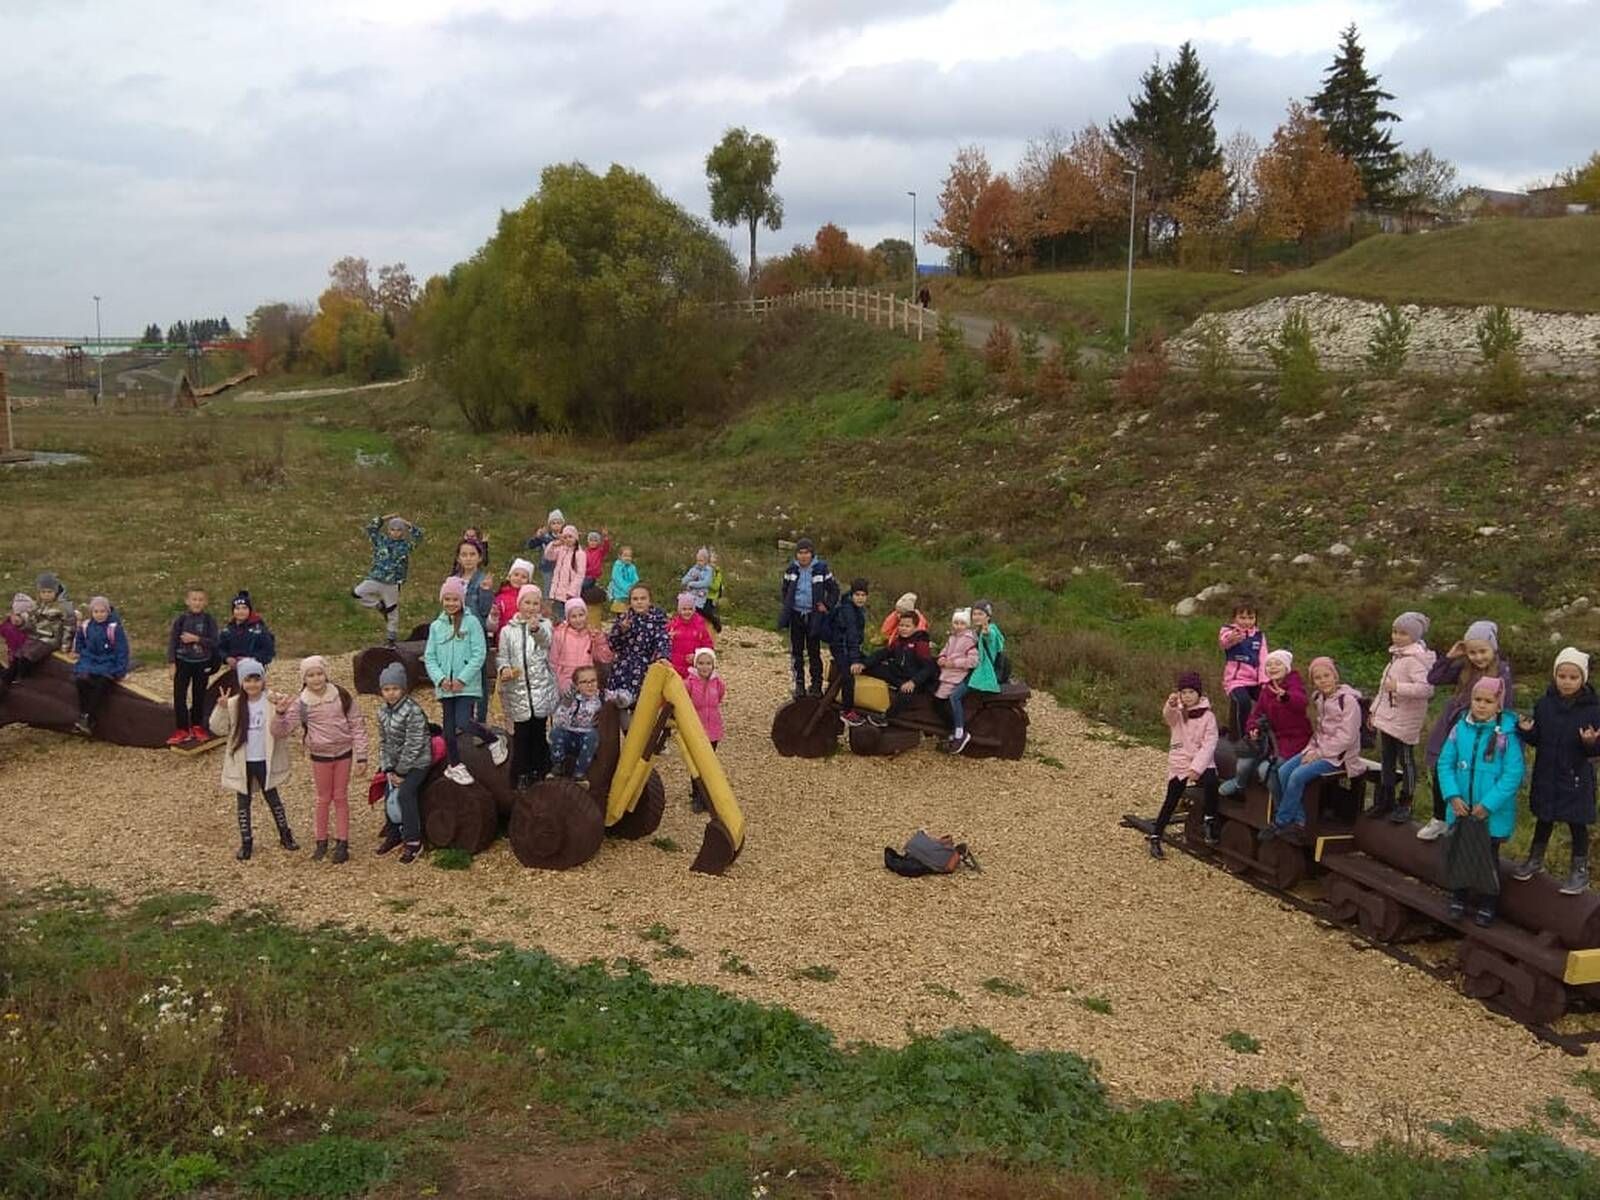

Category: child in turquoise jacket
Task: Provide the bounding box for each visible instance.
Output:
[424,577,505,786]
[1436,675,1525,925]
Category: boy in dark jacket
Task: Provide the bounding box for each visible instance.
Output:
[776,538,839,700]
[1514,647,1600,894]
[166,586,219,745]
[831,579,870,725]
[218,591,276,668]
[864,610,936,720]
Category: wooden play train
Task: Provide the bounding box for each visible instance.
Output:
[770,670,1030,759]
[1130,739,1600,1033]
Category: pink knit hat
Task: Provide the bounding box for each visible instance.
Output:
[676,592,697,609]
[439,576,467,602]
[1472,675,1506,705]
[517,583,542,606]
[562,524,579,539]
[1308,655,1338,679]
[298,654,329,684]
[563,597,587,619]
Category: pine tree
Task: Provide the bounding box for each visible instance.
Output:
[1111,43,1221,244]
[1309,24,1401,206]
[141,323,162,345]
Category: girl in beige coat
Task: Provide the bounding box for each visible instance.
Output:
[208,656,299,861]
[1369,611,1436,821]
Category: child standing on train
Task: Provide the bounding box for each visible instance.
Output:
[1417,620,1514,841]
[1148,671,1220,858]
[1437,676,1524,925]
[1218,600,1268,737]
[934,608,979,754]
[1514,648,1600,894]
[1369,611,1436,822]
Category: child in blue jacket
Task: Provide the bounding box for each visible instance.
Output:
[73,595,130,735]
[1437,675,1525,925]
[831,579,870,726]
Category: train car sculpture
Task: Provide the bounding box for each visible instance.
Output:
[1130,738,1600,1036]
[771,670,1030,759]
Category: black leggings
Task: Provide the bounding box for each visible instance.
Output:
[1153,769,1219,837]
[237,760,292,844]
[76,675,114,722]
[512,717,551,782]
[1228,686,1260,738]
[173,660,210,728]
[1378,732,1418,808]
[1531,820,1591,860]
[702,600,722,634]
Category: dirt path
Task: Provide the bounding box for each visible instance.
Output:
[1,626,1594,1149]
[231,375,417,402]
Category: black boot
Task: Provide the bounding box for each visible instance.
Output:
[1512,846,1546,881]
[375,825,403,855]
[1147,834,1165,860]
[1203,815,1221,846]
[331,840,349,865]
[1560,857,1589,896]
[264,792,298,851]
[236,839,253,862]
[312,840,328,862]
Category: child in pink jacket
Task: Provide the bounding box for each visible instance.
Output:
[1148,670,1220,858]
[934,609,980,754]
[686,646,725,745]
[548,598,610,692]
[1369,611,1437,822]
[270,655,368,864]
[1266,656,1367,839]
[544,524,587,611]
[666,593,716,677]
[1219,600,1268,738]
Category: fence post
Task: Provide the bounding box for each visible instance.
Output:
[917,305,925,342]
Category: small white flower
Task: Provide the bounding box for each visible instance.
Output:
[249,1106,264,1117]
[320,1122,331,1132]
[512,979,521,988]
[212,1125,226,1138]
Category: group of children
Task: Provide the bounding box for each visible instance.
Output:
[1150,599,1600,924]
[775,539,1010,753]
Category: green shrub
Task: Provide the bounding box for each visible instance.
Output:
[1017,327,1043,375]
[1221,1030,1262,1054]
[1475,304,1524,364]
[1480,348,1528,412]
[246,1136,394,1199]
[1366,303,1412,377]
[1192,317,1234,402]
[1265,310,1323,412]
[430,848,472,871]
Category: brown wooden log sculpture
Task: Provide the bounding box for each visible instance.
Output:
[507,780,605,870]
[453,726,516,821]
[608,769,666,840]
[352,641,430,696]
[0,652,172,748]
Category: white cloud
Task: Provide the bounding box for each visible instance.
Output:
[1,0,1595,332]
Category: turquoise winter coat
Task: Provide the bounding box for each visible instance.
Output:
[1437,711,1525,839]
[969,623,1006,693]
[424,610,487,699]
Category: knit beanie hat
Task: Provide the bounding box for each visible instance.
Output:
[563,598,588,621]
[1463,620,1500,651]
[379,661,409,691]
[12,593,35,616]
[517,583,543,606]
[850,578,870,594]
[694,646,717,668]
[509,557,535,580]
[236,657,265,682]
[231,590,252,611]
[587,531,602,544]
[1264,649,1293,673]
[1176,670,1205,694]
[1555,647,1590,684]
[561,524,579,540]
[439,576,467,603]
[972,599,994,617]
[676,592,697,609]
[895,592,918,614]
[547,508,564,524]
[35,572,62,595]
[88,595,111,614]
[795,537,814,553]
[385,517,410,537]
[1308,655,1339,680]
[1472,675,1506,706]
[1393,611,1430,642]
[298,654,328,684]
[952,608,971,627]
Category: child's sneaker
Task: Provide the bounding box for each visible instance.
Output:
[73,714,93,736]
[841,709,866,727]
[399,842,422,864]
[331,840,349,865]
[166,729,193,747]
[236,839,253,862]
[573,771,588,784]
[312,840,328,862]
[866,713,888,727]
[1415,818,1447,841]
[1447,896,1467,920]
[385,633,398,648]
[950,731,971,755]
[1203,815,1221,846]
[444,763,475,786]
[375,827,403,855]
[190,725,210,742]
[1473,905,1496,927]
[1217,778,1240,798]
[487,736,509,766]
[1147,834,1165,860]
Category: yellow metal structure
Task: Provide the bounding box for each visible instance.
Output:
[1563,948,1600,986]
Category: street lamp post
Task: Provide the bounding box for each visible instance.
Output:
[92,294,104,405]
[1123,169,1137,350]
[906,190,917,301]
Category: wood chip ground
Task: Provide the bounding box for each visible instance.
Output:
[2,627,1595,1150]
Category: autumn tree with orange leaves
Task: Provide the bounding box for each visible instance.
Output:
[925,144,991,274]
[1255,102,1364,255]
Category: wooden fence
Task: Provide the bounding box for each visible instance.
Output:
[719,288,939,342]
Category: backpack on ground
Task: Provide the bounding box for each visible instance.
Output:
[884,829,981,877]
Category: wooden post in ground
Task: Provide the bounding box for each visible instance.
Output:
[1,361,11,454]
[917,305,925,342]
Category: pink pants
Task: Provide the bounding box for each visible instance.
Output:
[311,755,354,840]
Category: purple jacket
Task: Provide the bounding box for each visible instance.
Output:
[1423,655,1515,766]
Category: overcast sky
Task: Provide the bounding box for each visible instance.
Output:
[3,0,1595,336]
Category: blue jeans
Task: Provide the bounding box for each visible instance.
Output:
[946,678,971,733]
[1275,752,1340,828]
[551,727,599,777]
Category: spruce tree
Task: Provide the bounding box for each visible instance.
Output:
[1310,24,1402,206]
[1111,43,1221,243]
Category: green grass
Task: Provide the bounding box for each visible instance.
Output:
[792,965,838,984]
[980,977,1027,998]
[1219,217,1600,313]
[1222,1030,1263,1055]
[5,887,1599,1198]
[933,267,1254,346]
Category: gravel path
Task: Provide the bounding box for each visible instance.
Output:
[2,626,1595,1149]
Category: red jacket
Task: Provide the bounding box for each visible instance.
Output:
[1249,670,1313,759]
[584,536,611,582]
[665,613,715,677]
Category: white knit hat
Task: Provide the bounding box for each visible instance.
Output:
[952,608,971,626]
[1555,646,1591,684]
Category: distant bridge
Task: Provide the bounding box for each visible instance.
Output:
[1,335,251,354]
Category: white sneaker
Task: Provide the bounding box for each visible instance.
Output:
[1416,818,1447,841]
[487,736,509,766]
[444,763,475,786]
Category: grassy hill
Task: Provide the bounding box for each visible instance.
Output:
[1218,217,1600,313]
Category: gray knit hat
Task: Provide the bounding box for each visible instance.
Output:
[36,572,62,594]
[379,662,409,690]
